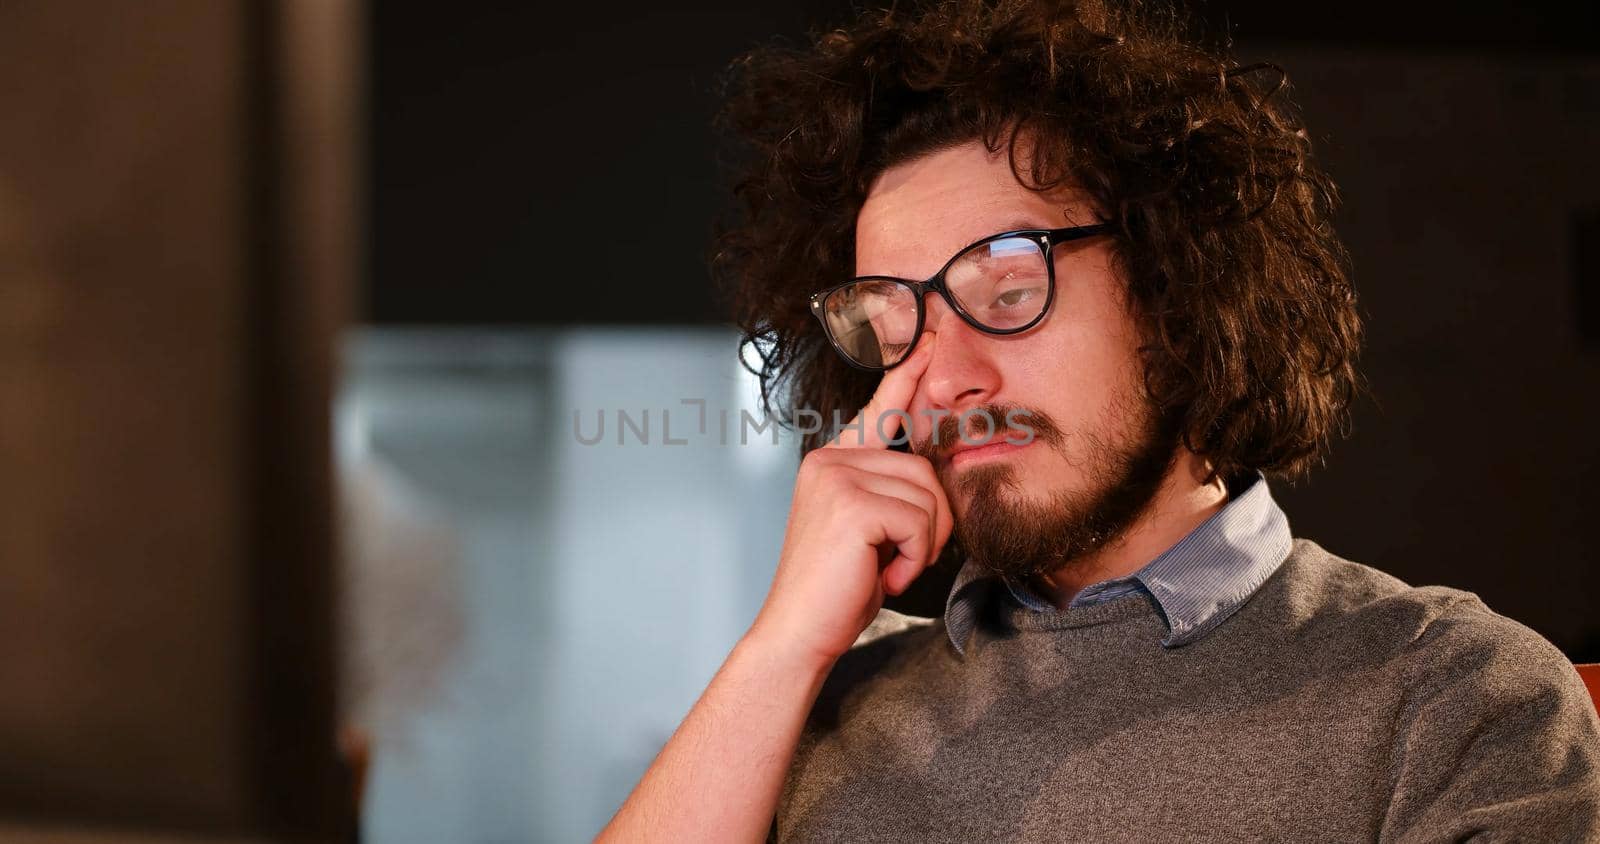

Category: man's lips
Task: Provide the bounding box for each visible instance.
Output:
[945,434,1034,468]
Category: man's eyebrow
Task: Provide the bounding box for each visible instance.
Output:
[989,218,1055,235]
[997,207,1100,231]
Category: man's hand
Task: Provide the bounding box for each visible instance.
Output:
[602,343,955,843]
[749,343,954,671]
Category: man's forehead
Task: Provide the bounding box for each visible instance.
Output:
[854,142,1095,276]
[854,191,1090,278]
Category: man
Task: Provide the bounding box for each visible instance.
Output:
[601,0,1600,840]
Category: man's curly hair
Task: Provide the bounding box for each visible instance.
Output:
[713,0,1362,482]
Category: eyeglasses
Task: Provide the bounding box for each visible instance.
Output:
[808,223,1112,370]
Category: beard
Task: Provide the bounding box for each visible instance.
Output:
[912,393,1182,583]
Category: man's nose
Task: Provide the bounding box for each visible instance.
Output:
[916,292,1001,415]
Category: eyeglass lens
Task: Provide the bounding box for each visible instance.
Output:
[819,235,1048,368]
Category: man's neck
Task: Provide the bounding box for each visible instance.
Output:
[1026,452,1228,609]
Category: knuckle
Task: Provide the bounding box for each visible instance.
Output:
[797,449,835,480]
[824,463,862,492]
[892,496,924,526]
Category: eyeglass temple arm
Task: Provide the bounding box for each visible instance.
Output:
[1046,222,1113,244]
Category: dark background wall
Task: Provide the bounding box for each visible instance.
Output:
[368,1,1600,658]
[1255,47,1600,661]
[370,2,850,325]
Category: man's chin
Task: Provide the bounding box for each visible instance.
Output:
[947,437,1179,580]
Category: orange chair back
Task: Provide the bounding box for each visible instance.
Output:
[1577,664,1600,714]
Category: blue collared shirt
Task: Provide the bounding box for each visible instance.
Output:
[943,471,1292,656]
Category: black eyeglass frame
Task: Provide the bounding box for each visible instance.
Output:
[808,223,1113,371]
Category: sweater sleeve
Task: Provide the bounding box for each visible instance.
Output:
[1379,594,1600,842]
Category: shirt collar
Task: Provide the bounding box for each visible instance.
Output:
[944,470,1292,656]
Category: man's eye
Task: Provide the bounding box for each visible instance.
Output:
[991,285,1041,309]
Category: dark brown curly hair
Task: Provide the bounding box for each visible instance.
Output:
[713,0,1363,482]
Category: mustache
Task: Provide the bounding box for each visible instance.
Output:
[909,403,1064,462]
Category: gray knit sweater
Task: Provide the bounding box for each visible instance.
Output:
[772,539,1600,842]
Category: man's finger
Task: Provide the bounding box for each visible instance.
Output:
[830,343,933,450]
[823,450,953,558]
